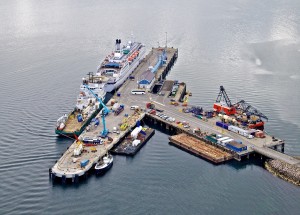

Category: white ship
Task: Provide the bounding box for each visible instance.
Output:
[83,39,146,93]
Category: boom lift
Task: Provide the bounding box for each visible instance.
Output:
[84,84,110,138]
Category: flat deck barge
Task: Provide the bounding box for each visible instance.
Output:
[169,133,233,163]
[110,128,155,156]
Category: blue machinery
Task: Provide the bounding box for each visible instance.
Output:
[151,50,167,73]
[84,84,110,137]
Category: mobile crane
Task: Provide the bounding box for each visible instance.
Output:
[84,84,110,138]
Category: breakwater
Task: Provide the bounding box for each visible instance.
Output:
[265,159,300,186]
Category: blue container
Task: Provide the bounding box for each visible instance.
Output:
[117,93,121,97]
[93,139,100,144]
[80,159,89,168]
[77,114,83,122]
[216,121,228,130]
[136,120,141,127]
[94,118,99,126]
[140,130,146,136]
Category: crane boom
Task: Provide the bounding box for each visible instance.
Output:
[84,84,110,137]
[216,86,233,107]
[234,100,268,121]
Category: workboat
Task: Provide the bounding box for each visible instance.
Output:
[95,153,113,174]
[83,38,146,93]
[55,87,106,137]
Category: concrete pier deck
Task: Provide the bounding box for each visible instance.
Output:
[52,46,298,183]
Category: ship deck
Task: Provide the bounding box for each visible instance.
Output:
[63,111,83,133]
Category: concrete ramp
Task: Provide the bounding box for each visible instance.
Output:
[254,147,300,166]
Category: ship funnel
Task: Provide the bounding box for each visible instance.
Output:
[115,39,121,51]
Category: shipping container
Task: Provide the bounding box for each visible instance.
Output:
[80,159,89,168]
[216,121,229,130]
[206,135,217,143]
[217,136,230,144]
[114,106,124,116]
[213,103,236,115]
[221,138,234,146]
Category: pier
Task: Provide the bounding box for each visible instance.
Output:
[51,46,299,183]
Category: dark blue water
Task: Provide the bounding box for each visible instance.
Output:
[0,0,300,214]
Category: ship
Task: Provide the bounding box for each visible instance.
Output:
[55,87,105,137]
[82,39,146,93]
[94,153,113,175]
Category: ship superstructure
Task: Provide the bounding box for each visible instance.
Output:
[83,39,146,93]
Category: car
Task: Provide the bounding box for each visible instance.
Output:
[130,105,139,110]
[170,99,175,102]
[184,124,190,128]
[129,76,135,80]
[247,135,254,139]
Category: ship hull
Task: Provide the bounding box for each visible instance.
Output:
[55,103,103,137]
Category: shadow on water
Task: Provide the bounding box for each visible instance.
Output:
[226,155,268,171]
[50,164,114,188]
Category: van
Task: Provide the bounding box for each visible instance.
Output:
[130,105,139,110]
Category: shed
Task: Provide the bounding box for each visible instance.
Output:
[138,70,155,89]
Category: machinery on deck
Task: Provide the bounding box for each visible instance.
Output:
[213,86,268,130]
[84,84,110,137]
[213,86,236,115]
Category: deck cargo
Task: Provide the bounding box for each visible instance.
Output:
[216,121,229,130]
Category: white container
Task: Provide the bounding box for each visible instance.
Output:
[217,137,230,144]
[113,103,120,110]
[131,126,143,139]
[132,139,141,146]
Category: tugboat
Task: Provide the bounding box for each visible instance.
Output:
[95,153,113,174]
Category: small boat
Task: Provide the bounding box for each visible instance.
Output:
[95,154,113,174]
